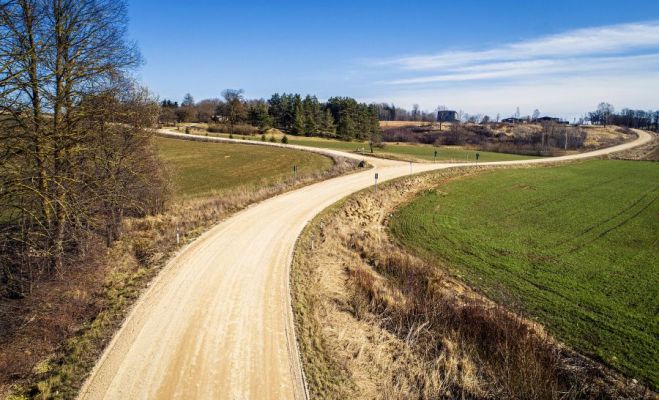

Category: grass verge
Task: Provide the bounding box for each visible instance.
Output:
[389,160,658,389]
[292,163,652,398]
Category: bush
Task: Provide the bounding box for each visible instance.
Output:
[261,134,266,141]
[281,135,289,144]
[269,136,276,143]
[207,123,258,136]
[438,126,467,145]
[616,126,634,135]
[132,237,154,266]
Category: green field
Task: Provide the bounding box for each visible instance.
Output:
[205,131,535,162]
[389,160,659,388]
[156,137,334,197]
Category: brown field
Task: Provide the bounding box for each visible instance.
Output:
[379,120,434,128]
[580,125,634,147]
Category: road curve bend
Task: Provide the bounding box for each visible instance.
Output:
[78,129,653,400]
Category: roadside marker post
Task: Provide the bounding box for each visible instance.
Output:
[434,150,437,163]
[293,165,297,180]
[476,152,480,162]
[409,161,413,174]
[374,172,379,192]
[176,225,180,245]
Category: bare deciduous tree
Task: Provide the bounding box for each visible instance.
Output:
[0,0,167,297]
[219,89,247,134]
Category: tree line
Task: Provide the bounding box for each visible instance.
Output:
[374,103,437,122]
[160,92,382,142]
[587,103,659,132]
[0,0,167,297]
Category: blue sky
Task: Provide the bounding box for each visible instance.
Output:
[126,0,659,120]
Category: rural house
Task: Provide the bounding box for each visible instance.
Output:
[437,110,458,122]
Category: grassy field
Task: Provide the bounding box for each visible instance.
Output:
[389,160,659,388]
[291,136,536,162]
[156,136,334,197]
[201,130,535,163]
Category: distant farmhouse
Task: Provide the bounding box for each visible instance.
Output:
[535,116,561,123]
[501,117,525,124]
[437,110,458,122]
[502,116,569,124]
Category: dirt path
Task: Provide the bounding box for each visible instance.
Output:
[78,129,653,400]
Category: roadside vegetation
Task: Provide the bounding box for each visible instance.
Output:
[160,91,657,162]
[390,160,658,389]
[0,1,358,396]
[292,163,653,399]
[382,121,635,156]
[1,134,355,398]
[198,129,535,162]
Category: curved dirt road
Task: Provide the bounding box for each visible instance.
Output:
[79,130,653,400]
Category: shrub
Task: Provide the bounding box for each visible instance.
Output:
[207,123,258,136]
[269,136,276,143]
[281,135,289,144]
[438,127,466,145]
[131,237,154,266]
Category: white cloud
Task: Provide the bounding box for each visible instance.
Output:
[385,53,659,85]
[361,21,659,118]
[379,20,659,71]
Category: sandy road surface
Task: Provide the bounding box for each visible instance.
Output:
[79,130,653,400]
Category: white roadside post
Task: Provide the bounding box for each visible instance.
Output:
[374,172,379,192]
[409,161,413,174]
[176,225,180,245]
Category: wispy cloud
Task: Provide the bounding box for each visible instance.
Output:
[379,20,659,73]
[385,53,659,85]
[363,20,659,118]
[373,20,659,87]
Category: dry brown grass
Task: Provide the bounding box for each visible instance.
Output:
[379,121,434,129]
[609,131,658,161]
[292,166,652,399]
[1,153,361,399]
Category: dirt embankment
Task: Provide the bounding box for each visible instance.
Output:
[292,167,653,399]
[608,131,658,161]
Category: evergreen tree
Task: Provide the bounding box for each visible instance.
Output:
[337,109,355,140]
[249,101,272,130]
[368,104,382,148]
[354,106,369,140]
[292,102,305,135]
[302,95,320,136]
[268,93,283,128]
[268,93,293,130]
[304,113,316,136]
[321,108,335,136]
